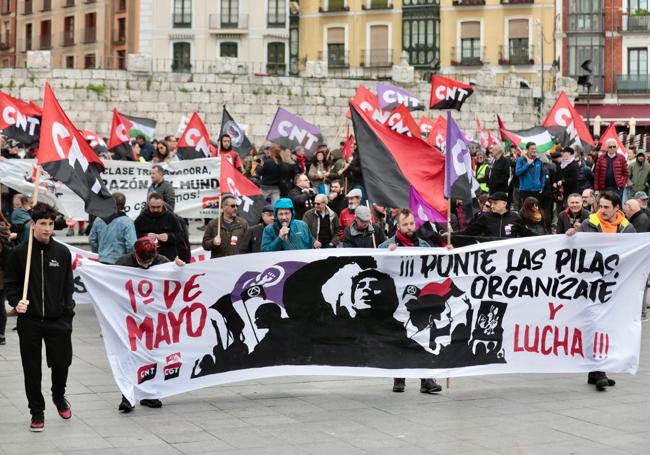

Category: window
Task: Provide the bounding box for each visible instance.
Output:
[65,55,74,68]
[1,0,10,15]
[221,0,238,27]
[25,23,32,51]
[84,53,95,69]
[172,42,191,72]
[117,50,126,69]
[39,20,51,49]
[173,0,191,28]
[117,0,126,12]
[568,35,604,94]
[84,13,96,42]
[460,21,480,64]
[41,0,51,11]
[508,19,529,65]
[326,27,346,67]
[628,48,648,76]
[117,17,126,43]
[629,0,648,12]
[268,0,285,28]
[402,13,438,68]
[63,16,74,46]
[220,41,238,58]
[267,42,286,75]
[568,0,603,32]
[24,0,32,15]
[367,25,390,67]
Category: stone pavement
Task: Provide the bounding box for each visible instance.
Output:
[1,304,649,455]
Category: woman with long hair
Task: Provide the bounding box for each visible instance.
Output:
[518,197,548,235]
[152,141,179,164]
[308,150,331,193]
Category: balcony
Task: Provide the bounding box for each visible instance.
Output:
[617,74,650,93]
[64,0,75,7]
[41,0,51,11]
[451,46,485,66]
[361,49,393,68]
[498,44,534,65]
[452,0,485,5]
[208,14,248,33]
[318,50,349,68]
[500,0,534,4]
[624,14,650,32]
[83,27,96,43]
[113,31,126,45]
[266,62,286,76]
[319,0,349,13]
[362,1,393,9]
[39,34,51,50]
[62,30,74,46]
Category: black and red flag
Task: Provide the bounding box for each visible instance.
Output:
[108,108,137,161]
[39,83,115,218]
[219,152,264,225]
[82,129,109,156]
[0,91,42,146]
[429,76,474,111]
[349,100,446,220]
[220,107,253,157]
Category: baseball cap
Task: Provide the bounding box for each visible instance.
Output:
[346,188,362,198]
[633,191,649,201]
[488,192,508,202]
[355,205,371,221]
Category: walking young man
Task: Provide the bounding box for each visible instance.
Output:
[5,202,76,431]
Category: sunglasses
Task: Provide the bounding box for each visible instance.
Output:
[608,146,617,149]
[225,204,237,208]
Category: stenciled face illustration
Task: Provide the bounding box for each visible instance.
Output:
[352,277,383,311]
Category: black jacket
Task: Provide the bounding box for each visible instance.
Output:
[115,253,170,268]
[342,222,386,248]
[558,161,580,200]
[134,207,185,261]
[488,156,510,194]
[288,186,315,220]
[556,208,591,234]
[239,223,267,254]
[460,211,534,239]
[629,210,650,233]
[5,237,75,320]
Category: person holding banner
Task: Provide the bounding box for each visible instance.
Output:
[566,190,635,391]
[135,193,184,262]
[378,208,442,394]
[4,202,75,432]
[342,206,385,249]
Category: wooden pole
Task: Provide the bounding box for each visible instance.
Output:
[17,168,41,311]
[217,194,222,235]
[366,200,376,248]
[446,196,451,390]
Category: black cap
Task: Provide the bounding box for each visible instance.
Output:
[488,192,508,202]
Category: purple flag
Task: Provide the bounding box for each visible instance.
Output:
[266,107,324,157]
[445,111,479,224]
[377,83,424,112]
[409,186,446,228]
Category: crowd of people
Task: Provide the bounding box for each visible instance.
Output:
[1,125,649,432]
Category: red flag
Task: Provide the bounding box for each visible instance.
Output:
[347,84,389,124]
[418,115,436,137]
[475,115,486,149]
[382,104,420,138]
[599,124,626,156]
[82,129,109,156]
[39,83,115,217]
[108,108,137,160]
[543,91,594,148]
[429,76,474,110]
[425,115,447,151]
[219,153,264,225]
[0,91,42,145]
[341,134,355,160]
[178,112,212,159]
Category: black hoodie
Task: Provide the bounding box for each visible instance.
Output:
[5,237,75,320]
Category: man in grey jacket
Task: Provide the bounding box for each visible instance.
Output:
[147,164,175,210]
[302,194,342,248]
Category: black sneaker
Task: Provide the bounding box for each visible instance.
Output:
[0,336,5,345]
[53,397,71,419]
[118,395,134,413]
[392,378,405,393]
[139,399,162,408]
[420,378,442,394]
[30,415,44,432]
[588,372,615,387]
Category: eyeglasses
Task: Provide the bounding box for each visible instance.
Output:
[314,202,326,205]
[225,204,237,208]
[608,146,617,149]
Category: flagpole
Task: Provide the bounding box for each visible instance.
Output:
[366,200,376,248]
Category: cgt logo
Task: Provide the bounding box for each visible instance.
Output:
[202,196,219,209]
[137,363,157,384]
[164,362,182,380]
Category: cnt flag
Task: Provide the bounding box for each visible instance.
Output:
[543,91,594,150]
[108,108,137,161]
[429,76,474,110]
[349,101,446,217]
[376,82,424,112]
[0,91,42,146]
[39,83,115,218]
[266,107,324,157]
[219,153,264,225]
[425,115,447,151]
[220,107,253,156]
[382,104,420,138]
[177,112,212,159]
[82,130,109,156]
[445,111,479,225]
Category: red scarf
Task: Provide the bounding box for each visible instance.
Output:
[295,155,306,173]
[395,230,415,247]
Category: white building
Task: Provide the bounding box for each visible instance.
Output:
[140,0,290,74]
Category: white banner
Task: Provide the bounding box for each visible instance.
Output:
[78,235,650,403]
[58,240,209,304]
[0,158,221,220]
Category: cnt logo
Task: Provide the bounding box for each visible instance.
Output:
[202,196,219,209]
[164,352,182,380]
[137,363,157,384]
